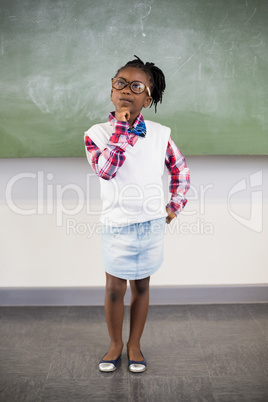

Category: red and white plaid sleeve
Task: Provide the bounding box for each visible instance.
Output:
[84,117,137,180]
[165,136,190,215]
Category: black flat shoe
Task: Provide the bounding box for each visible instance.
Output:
[128,351,147,373]
[99,354,121,372]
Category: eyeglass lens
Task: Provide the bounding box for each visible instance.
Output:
[112,78,146,94]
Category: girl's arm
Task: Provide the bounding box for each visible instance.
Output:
[165,136,190,216]
[84,121,137,181]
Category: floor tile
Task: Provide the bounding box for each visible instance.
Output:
[65,306,105,323]
[1,306,68,321]
[246,304,268,339]
[47,346,129,380]
[129,376,216,402]
[211,376,268,401]
[0,304,267,402]
[57,318,107,347]
[188,304,265,343]
[144,305,197,349]
[41,377,130,402]
[188,304,253,321]
[202,341,268,377]
[143,338,208,377]
[0,374,44,402]
[147,304,191,321]
[0,346,54,376]
[0,307,67,350]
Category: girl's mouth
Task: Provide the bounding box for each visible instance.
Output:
[119,98,132,103]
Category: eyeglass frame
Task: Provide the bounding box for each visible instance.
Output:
[111,77,151,97]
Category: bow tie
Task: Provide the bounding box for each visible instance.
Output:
[128,121,146,137]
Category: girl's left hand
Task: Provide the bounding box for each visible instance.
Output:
[166,207,176,224]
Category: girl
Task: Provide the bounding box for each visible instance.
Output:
[84,56,190,372]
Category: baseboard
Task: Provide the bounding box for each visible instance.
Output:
[0,285,267,306]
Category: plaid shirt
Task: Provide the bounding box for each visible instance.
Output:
[85,113,190,215]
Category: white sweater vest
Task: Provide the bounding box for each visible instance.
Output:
[85,120,170,227]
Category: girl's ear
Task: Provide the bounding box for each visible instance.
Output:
[143,96,152,109]
[111,89,115,104]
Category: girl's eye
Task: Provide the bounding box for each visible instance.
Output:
[131,82,146,93]
[114,79,128,88]
[117,80,126,87]
[132,82,142,89]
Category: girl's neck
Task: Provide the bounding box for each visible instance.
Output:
[129,113,139,127]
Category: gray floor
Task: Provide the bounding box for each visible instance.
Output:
[0,304,267,402]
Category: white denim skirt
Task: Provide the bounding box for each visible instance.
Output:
[102,217,166,280]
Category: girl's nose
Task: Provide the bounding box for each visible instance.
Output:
[122,83,131,94]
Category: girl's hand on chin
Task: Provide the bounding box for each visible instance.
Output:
[115,107,130,122]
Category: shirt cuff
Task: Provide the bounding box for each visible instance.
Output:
[166,202,181,216]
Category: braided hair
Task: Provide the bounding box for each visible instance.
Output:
[115,55,166,112]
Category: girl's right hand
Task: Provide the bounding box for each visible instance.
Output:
[115,107,130,122]
[166,207,176,224]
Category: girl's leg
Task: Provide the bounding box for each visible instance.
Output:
[127,276,150,361]
[103,272,127,360]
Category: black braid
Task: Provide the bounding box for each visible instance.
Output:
[115,55,166,112]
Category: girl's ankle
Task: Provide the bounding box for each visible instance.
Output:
[127,341,140,352]
[110,341,124,353]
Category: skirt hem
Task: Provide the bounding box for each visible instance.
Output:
[104,261,163,281]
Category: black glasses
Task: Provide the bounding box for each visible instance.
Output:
[111,77,151,97]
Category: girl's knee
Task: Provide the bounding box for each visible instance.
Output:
[106,274,127,302]
[131,277,150,296]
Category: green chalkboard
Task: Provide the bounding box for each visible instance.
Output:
[0,0,267,157]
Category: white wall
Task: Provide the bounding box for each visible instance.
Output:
[0,156,267,287]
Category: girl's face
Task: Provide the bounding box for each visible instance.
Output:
[111,67,152,124]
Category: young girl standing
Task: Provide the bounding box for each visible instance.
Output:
[84,56,190,373]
